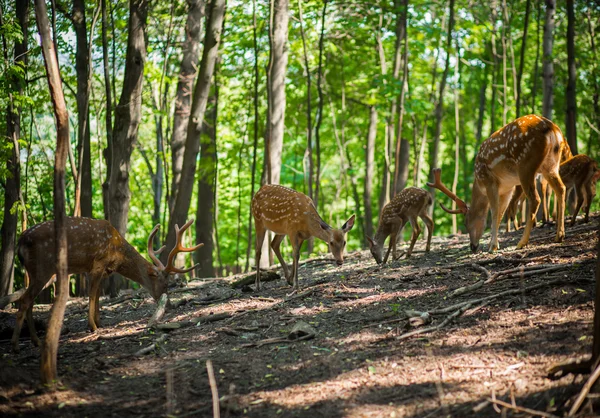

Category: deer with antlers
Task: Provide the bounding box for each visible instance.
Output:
[4,217,202,352]
[366,187,433,264]
[252,184,355,290]
[428,115,568,253]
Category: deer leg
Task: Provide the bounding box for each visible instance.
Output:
[517,178,541,249]
[11,275,49,352]
[583,181,594,223]
[254,223,267,291]
[540,178,549,224]
[270,234,291,284]
[383,233,394,265]
[420,213,433,252]
[26,305,40,347]
[406,218,421,257]
[485,182,502,252]
[290,235,303,290]
[544,171,566,243]
[570,186,584,226]
[88,272,105,332]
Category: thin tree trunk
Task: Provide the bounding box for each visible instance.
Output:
[565,0,577,154]
[451,42,460,234]
[298,0,314,254]
[516,0,531,117]
[474,55,488,158]
[393,0,409,195]
[169,0,205,212]
[364,106,377,240]
[34,0,69,385]
[106,0,149,296]
[195,88,218,278]
[500,1,508,125]
[164,0,226,265]
[73,0,92,219]
[542,0,555,119]
[428,0,455,206]
[0,0,28,297]
[531,0,542,114]
[101,0,113,221]
[245,0,260,273]
[586,10,600,156]
[314,0,326,211]
[376,13,391,214]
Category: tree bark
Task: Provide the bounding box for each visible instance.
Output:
[428,0,455,206]
[101,0,113,221]
[314,0,326,211]
[364,106,377,239]
[0,0,28,297]
[565,0,577,154]
[586,10,600,156]
[542,0,555,119]
[163,0,226,265]
[393,0,409,196]
[169,0,205,212]
[108,0,148,235]
[376,13,391,214]
[531,0,542,114]
[298,0,312,203]
[195,88,218,278]
[34,0,70,385]
[516,0,531,117]
[245,0,260,273]
[73,0,92,218]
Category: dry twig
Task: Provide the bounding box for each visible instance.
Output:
[206,360,220,418]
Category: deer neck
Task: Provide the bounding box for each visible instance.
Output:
[470,181,490,219]
[373,225,390,249]
[115,241,154,293]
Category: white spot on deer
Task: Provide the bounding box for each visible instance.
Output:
[490,155,506,168]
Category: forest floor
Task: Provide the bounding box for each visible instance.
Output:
[0,214,599,418]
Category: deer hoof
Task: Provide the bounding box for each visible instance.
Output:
[516,241,527,249]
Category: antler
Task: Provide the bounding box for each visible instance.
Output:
[426,168,469,214]
[148,224,167,269]
[165,219,204,274]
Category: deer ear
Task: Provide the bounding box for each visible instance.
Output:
[366,235,375,248]
[341,215,355,233]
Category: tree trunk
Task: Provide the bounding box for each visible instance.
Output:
[163,0,226,265]
[245,0,260,273]
[259,0,288,268]
[542,0,555,119]
[314,0,326,211]
[298,0,314,254]
[0,0,28,297]
[587,10,600,156]
[195,87,218,278]
[34,0,70,385]
[565,0,577,154]
[73,0,92,218]
[531,0,542,114]
[169,0,205,212]
[364,106,377,240]
[474,55,488,159]
[376,13,391,213]
[101,0,113,222]
[516,0,531,117]
[428,0,455,207]
[451,43,460,234]
[105,0,148,296]
[393,0,409,196]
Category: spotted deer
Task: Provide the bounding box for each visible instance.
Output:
[366,187,433,264]
[5,217,202,352]
[251,184,355,290]
[428,114,568,253]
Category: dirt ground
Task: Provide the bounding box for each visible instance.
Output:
[0,214,599,418]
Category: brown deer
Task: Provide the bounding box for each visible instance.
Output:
[366,187,433,264]
[505,185,525,232]
[428,115,568,253]
[251,184,355,290]
[4,217,202,352]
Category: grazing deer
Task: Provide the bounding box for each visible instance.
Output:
[251,184,355,290]
[557,154,598,225]
[366,187,433,264]
[4,217,202,352]
[428,114,568,253]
